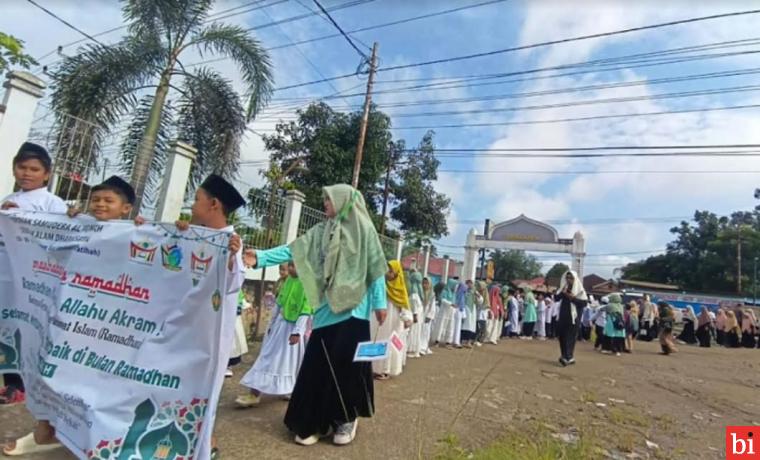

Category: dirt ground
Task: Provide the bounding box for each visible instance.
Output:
[2,337,759,459]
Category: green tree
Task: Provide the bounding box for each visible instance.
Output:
[261,102,450,238]
[50,0,274,212]
[545,262,570,287]
[0,32,37,72]
[618,209,760,294]
[489,249,542,283]
[390,131,450,240]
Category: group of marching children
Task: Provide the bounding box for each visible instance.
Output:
[0,141,250,459]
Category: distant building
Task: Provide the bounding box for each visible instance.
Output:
[401,252,462,285]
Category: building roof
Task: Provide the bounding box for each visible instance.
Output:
[401,252,459,278]
[619,279,680,291]
[583,274,608,292]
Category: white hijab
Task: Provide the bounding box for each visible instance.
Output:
[556,270,588,322]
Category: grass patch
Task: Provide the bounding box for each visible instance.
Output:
[580,391,598,404]
[433,422,601,460]
[607,406,650,429]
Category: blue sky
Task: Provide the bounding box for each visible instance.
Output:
[3,0,760,277]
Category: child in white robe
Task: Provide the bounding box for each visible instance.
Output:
[432,279,458,347]
[419,277,436,355]
[236,262,313,406]
[372,260,412,379]
[536,293,547,340]
[406,269,425,358]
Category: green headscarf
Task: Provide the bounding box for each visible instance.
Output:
[441,279,457,303]
[277,276,313,322]
[476,281,490,308]
[289,184,387,314]
[408,270,424,300]
[607,293,624,316]
[524,287,536,306]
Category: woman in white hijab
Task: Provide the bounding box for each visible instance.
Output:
[554,271,588,366]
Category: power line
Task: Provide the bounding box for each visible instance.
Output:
[275,10,760,91]
[244,0,375,33]
[386,84,760,118]
[378,9,760,72]
[389,103,760,130]
[437,169,760,175]
[427,143,760,152]
[26,0,105,46]
[311,0,368,58]
[430,150,760,159]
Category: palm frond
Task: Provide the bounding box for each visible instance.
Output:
[49,35,165,168]
[177,67,246,191]
[191,23,273,119]
[119,95,176,208]
[123,0,212,40]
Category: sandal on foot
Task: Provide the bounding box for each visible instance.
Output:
[3,433,61,457]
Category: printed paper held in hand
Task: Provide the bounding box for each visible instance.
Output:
[353,341,389,362]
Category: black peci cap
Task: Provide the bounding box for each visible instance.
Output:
[93,176,136,205]
[14,142,52,171]
[200,174,246,213]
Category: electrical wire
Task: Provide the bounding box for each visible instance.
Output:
[26,0,105,46]
[311,0,369,58]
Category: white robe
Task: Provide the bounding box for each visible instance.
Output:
[371,301,411,376]
[407,293,424,357]
[420,295,437,353]
[508,297,520,334]
[1,187,67,213]
[536,300,547,337]
[240,307,309,395]
[198,228,245,458]
[451,309,463,346]
[487,316,502,344]
[432,299,455,344]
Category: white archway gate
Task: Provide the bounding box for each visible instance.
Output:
[462,215,586,281]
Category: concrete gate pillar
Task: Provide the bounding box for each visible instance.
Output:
[155,141,197,222]
[0,71,46,199]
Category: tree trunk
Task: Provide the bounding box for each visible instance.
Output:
[129,68,173,215]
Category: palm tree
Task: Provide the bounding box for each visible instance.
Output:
[50,0,273,212]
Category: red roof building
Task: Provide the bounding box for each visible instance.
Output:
[401,252,461,279]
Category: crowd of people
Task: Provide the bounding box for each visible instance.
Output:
[2,140,759,458]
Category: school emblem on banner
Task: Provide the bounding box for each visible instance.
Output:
[130,241,157,265]
[161,244,183,271]
[0,328,21,371]
[190,251,212,277]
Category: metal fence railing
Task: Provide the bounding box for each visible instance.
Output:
[298,204,327,236]
[30,110,103,211]
[238,189,287,250]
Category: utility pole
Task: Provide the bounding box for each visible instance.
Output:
[351,42,379,189]
[380,143,393,235]
[737,228,742,294]
[753,256,757,305]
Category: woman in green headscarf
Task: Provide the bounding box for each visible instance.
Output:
[521,288,537,340]
[245,184,388,447]
[236,262,313,407]
[602,293,626,356]
[432,279,459,348]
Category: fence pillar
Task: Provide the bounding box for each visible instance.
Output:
[0,71,46,199]
[155,141,196,222]
[281,189,305,244]
[395,239,404,261]
[422,244,431,278]
[442,255,450,283]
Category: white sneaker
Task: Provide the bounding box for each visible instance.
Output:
[333,420,358,445]
[295,434,320,446]
[474,342,483,347]
[225,369,233,378]
[425,348,433,355]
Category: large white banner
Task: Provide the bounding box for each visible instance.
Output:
[0,211,234,460]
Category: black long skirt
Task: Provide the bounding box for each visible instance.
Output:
[284,317,374,439]
[696,324,711,347]
[677,320,697,344]
[741,331,757,348]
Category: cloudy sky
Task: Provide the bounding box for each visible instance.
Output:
[3,0,760,277]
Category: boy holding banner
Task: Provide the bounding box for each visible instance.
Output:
[4,175,135,457]
[173,174,246,460]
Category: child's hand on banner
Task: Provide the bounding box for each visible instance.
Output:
[175,220,190,231]
[288,334,300,345]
